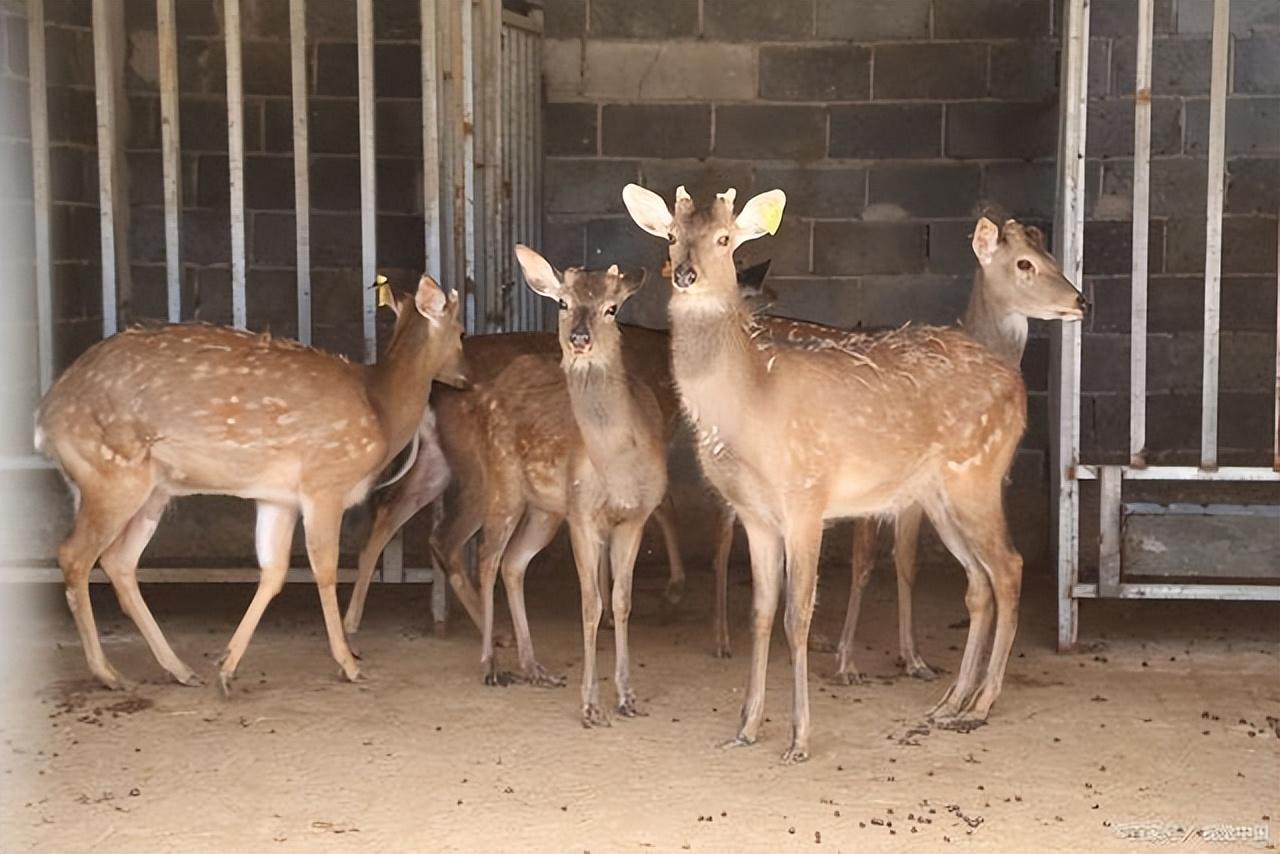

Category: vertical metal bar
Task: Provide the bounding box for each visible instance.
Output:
[357,0,377,363]
[157,0,183,322]
[1098,466,1122,597]
[531,20,542,328]
[289,0,311,344]
[524,31,536,327]
[1051,0,1090,652]
[91,0,120,336]
[421,0,442,282]
[431,555,448,630]
[1128,0,1154,467]
[224,0,247,329]
[461,0,477,334]
[28,0,54,390]
[482,0,500,333]
[1200,0,1230,470]
[503,24,514,329]
[1274,215,1279,471]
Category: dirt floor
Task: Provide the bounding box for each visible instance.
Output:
[1,558,1277,853]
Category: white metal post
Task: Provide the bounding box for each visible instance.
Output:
[224,0,247,328]
[1051,0,1090,652]
[157,0,183,322]
[289,0,311,344]
[422,0,442,282]
[357,0,377,364]
[91,0,120,336]
[461,0,477,334]
[1129,0,1154,467]
[28,0,53,390]
[1199,0,1230,471]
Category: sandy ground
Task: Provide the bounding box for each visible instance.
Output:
[1,559,1277,853]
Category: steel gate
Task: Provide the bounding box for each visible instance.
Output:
[8,0,545,612]
[1052,0,1280,651]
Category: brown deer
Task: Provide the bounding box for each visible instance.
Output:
[707,217,1086,681]
[624,183,1028,760]
[34,275,468,693]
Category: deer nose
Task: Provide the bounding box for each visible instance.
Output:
[569,326,591,352]
[1076,293,1090,315]
[673,261,697,289]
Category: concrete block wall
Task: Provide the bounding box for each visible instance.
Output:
[542,0,1279,566]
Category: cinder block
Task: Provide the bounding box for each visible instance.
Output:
[946,101,1058,160]
[541,219,587,267]
[544,103,598,156]
[544,0,587,37]
[5,14,28,76]
[602,104,711,158]
[303,1,355,41]
[1085,98,1183,158]
[1091,275,1280,334]
[241,40,292,97]
[181,207,232,266]
[752,165,865,218]
[1080,333,1130,393]
[250,211,295,266]
[1165,215,1279,275]
[1226,157,1280,214]
[589,0,698,38]
[1186,98,1280,156]
[244,268,299,337]
[1219,332,1277,392]
[984,161,1059,219]
[1235,37,1280,94]
[1113,38,1212,96]
[1099,158,1210,218]
[753,276,861,329]
[815,0,930,40]
[638,159,754,204]
[545,158,640,214]
[1082,219,1166,275]
[748,218,811,275]
[873,44,988,100]
[1217,392,1275,453]
[176,38,225,95]
[813,222,927,276]
[1177,0,1279,36]
[308,156,360,211]
[869,163,981,218]
[934,0,1052,39]
[584,217,667,271]
[1089,0,1176,36]
[928,220,978,275]
[181,97,265,154]
[44,25,94,88]
[990,42,1058,100]
[584,41,756,102]
[714,105,827,160]
[373,0,421,40]
[376,213,426,271]
[543,39,583,101]
[376,100,422,157]
[759,46,870,101]
[310,212,362,268]
[856,274,971,326]
[704,0,814,40]
[829,104,942,159]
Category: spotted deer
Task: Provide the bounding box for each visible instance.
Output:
[34,275,468,693]
[624,184,1029,761]
[707,217,1086,683]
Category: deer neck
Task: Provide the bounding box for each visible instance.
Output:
[962,269,1027,365]
[667,288,764,442]
[364,319,437,458]
[565,346,646,473]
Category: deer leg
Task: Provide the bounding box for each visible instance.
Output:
[711,504,736,659]
[597,546,613,630]
[831,517,876,686]
[301,500,361,683]
[780,516,822,765]
[568,520,608,728]
[99,490,201,686]
[609,517,647,718]
[430,486,488,636]
[218,501,298,694]
[723,517,782,750]
[58,477,156,690]
[893,504,936,680]
[345,449,449,634]
[921,499,995,727]
[478,508,522,685]
[652,494,686,610]
[499,508,565,688]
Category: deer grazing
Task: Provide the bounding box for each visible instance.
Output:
[707,216,1086,682]
[624,183,1029,760]
[35,275,468,693]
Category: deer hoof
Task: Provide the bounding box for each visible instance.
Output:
[664,578,685,606]
[484,670,516,687]
[718,734,755,750]
[347,641,363,660]
[827,669,866,687]
[807,632,838,654]
[175,669,204,688]
[581,704,611,728]
[616,695,646,718]
[713,644,733,660]
[904,661,938,681]
[342,667,365,684]
[932,714,987,734]
[493,630,515,649]
[218,671,235,698]
[521,664,566,688]
[780,745,810,765]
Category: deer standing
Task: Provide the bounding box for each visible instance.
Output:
[707,217,1086,682]
[624,184,1029,760]
[35,275,467,692]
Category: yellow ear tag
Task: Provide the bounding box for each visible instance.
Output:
[374,274,393,308]
[759,199,784,236]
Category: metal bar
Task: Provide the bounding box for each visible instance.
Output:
[518,31,529,329]
[91,0,120,336]
[28,0,53,391]
[289,0,311,345]
[504,24,514,329]
[461,0,477,334]
[5,567,364,584]
[1128,0,1154,466]
[1076,465,1280,482]
[422,0,443,281]
[501,8,542,32]
[1098,466,1122,597]
[483,0,501,332]
[224,0,247,328]
[1072,583,1280,601]
[357,0,377,363]
[157,0,183,322]
[1274,214,1279,471]
[531,20,543,328]
[0,455,56,471]
[1200,0,1230,470]
[430,501,447,624]
[382,526,404,584]
[1123,502,1280,517]
[1051,0,1090,653]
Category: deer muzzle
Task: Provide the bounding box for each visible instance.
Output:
[673,261,698,290]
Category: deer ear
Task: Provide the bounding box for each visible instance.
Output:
[514,244,561,300]
[414,274,448,318]
[734,189,786,248]
[616,267,647,301]
[1023,224,1047,250]
[622,183,674,239]
[972,216,1000,266]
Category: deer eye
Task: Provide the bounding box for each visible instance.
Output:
[604,305,617,318]
[557,298,568,311]
[1017,259,1034,272]
[717,234,730,247]
[667,234,677,246]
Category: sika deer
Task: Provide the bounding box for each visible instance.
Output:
[35,275,468,692]
[624,184,1028,760]
[829,215,1086,684]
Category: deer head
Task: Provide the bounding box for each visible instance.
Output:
[377,273,471,389]
[623,184,786,309]
[970,217,1087,321]
[515,244,647,364]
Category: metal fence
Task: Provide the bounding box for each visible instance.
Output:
[14,0,544,596]
[1052,0,1280,650]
